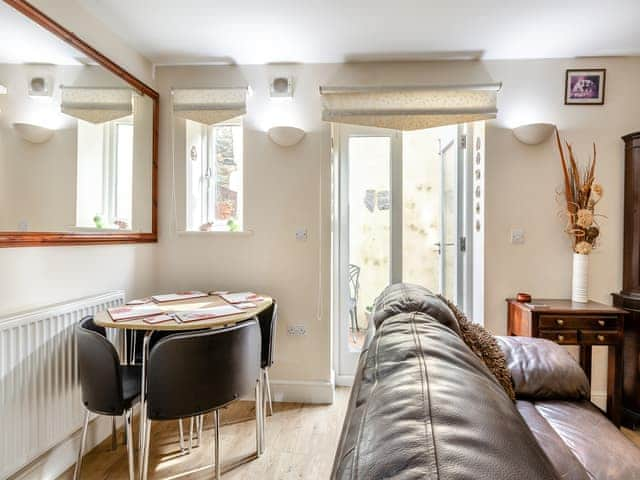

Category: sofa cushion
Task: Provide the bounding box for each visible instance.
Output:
[518,400,640,480]
[372,283,461,335]
[438,294,515,401]
[496,336,590,401]
[332,311,560,480]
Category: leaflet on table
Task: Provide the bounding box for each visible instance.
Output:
[151,291,208,303]
[143,313,176,324]
[107,306,163,322]
[126,297,152,305]
[220,292,264,304]
[176,305,244,323]
[235,302,257,309]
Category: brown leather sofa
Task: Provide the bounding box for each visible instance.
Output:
[331,284,640,480]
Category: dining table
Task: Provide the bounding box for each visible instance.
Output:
[94,292,273,478]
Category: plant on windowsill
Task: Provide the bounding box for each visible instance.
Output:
[555,129,604,303]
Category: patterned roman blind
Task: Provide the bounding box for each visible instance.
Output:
[319,83,501,130]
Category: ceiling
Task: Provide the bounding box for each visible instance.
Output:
[0,2,83,65]
[81,0,640,65]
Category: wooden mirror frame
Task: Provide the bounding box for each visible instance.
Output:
[0,0,158,247]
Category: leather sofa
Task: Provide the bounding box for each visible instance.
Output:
[331,284,640,480]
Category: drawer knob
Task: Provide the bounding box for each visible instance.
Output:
[597,335,605,342]
[557,334,565,341]
[597,320,605,327]
[556,319,564,326]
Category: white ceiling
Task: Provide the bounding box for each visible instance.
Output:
[80,0,640,65]
[0,2,83,65]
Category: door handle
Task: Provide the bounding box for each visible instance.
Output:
[433,242,455,255]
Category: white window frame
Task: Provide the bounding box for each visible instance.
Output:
[103,118,133,226]
[186,120,244,232]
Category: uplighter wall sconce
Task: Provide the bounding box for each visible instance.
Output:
[12,122,54,144]
[268,126,305,147]
[512,123,556,145]
[0,84,7,94]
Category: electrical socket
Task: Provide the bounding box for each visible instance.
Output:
[287,325,307,336]
[510,228,525,244]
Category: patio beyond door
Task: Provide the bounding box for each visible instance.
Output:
[335,124,470,378]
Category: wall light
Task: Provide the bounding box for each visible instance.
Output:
[268,126,305,147]
[0,84,7,95]
[13,122,54,144]
[512,123,556,145]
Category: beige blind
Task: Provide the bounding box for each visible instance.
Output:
[61,87,133,124]
[319,83,501,130]
[172,87,248,125]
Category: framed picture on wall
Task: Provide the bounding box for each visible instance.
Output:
[565,69,606,105]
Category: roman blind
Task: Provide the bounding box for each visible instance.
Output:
[319,83,501,130]
[172,87,248,125]
[61,87,133,124]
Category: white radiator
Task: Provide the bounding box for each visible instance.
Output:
[0,291,125,479]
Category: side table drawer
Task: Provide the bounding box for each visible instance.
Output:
[539,315,620,330]
[539,329,578,344]
[580,330,620,345]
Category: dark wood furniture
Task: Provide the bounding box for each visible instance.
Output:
[612,131,640,429]
[507,299,626,426]
[0,0,159,247]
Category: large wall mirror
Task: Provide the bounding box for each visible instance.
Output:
[0,0,158,247]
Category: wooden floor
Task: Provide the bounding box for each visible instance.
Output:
[60,387,350,480]
[60,385,640,480]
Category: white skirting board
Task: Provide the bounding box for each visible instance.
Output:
[269,378,336,404]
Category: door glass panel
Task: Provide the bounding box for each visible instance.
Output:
[401,125,458,299]
[347,136,391,350]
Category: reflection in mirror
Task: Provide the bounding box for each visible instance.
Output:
[0,2,153,234]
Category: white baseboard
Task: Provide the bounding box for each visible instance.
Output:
[269,378,335,404]
[9,413,121,480]
[335,375,354,387]
[591,390,607,411]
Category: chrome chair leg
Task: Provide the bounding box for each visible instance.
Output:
[112,417,118,450]
[255,380,263,456]
[213,410,221,480]
[178,419,185,452]
[73,409,90,480]
[188,417,194,453]
[138,331,152,471]
[125,409,135,480]
[141,419,152,480]
[264,368,273,417]
[197,415,203,447]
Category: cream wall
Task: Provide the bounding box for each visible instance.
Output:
[154,58,639,400]
[155,64,335,399]
[0,0,157,317]
[483,57,640,396]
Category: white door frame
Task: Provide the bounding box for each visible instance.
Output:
[331,124,474,382]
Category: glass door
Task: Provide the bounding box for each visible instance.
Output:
[334,124,470,378]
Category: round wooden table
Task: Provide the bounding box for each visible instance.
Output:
[94,294,273,331]
[95,294,273,478]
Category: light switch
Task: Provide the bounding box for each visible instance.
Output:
[510,228,525,244]
[295,228,308,241]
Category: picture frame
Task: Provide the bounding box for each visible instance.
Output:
[565,69,606,105]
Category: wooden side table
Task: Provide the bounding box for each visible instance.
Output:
[506,298,626,427]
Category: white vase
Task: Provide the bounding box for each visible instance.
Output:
[572,253,589,303]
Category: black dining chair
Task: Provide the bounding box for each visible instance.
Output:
[140,320,263,480]
[258,300,278,417]
[74,316,141,480]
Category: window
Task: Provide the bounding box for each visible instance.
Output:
[76,117,134,229]
[186,119,243,232]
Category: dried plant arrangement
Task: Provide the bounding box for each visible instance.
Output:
[555,129,603,255]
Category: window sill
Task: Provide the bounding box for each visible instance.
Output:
[177,229,254,237]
